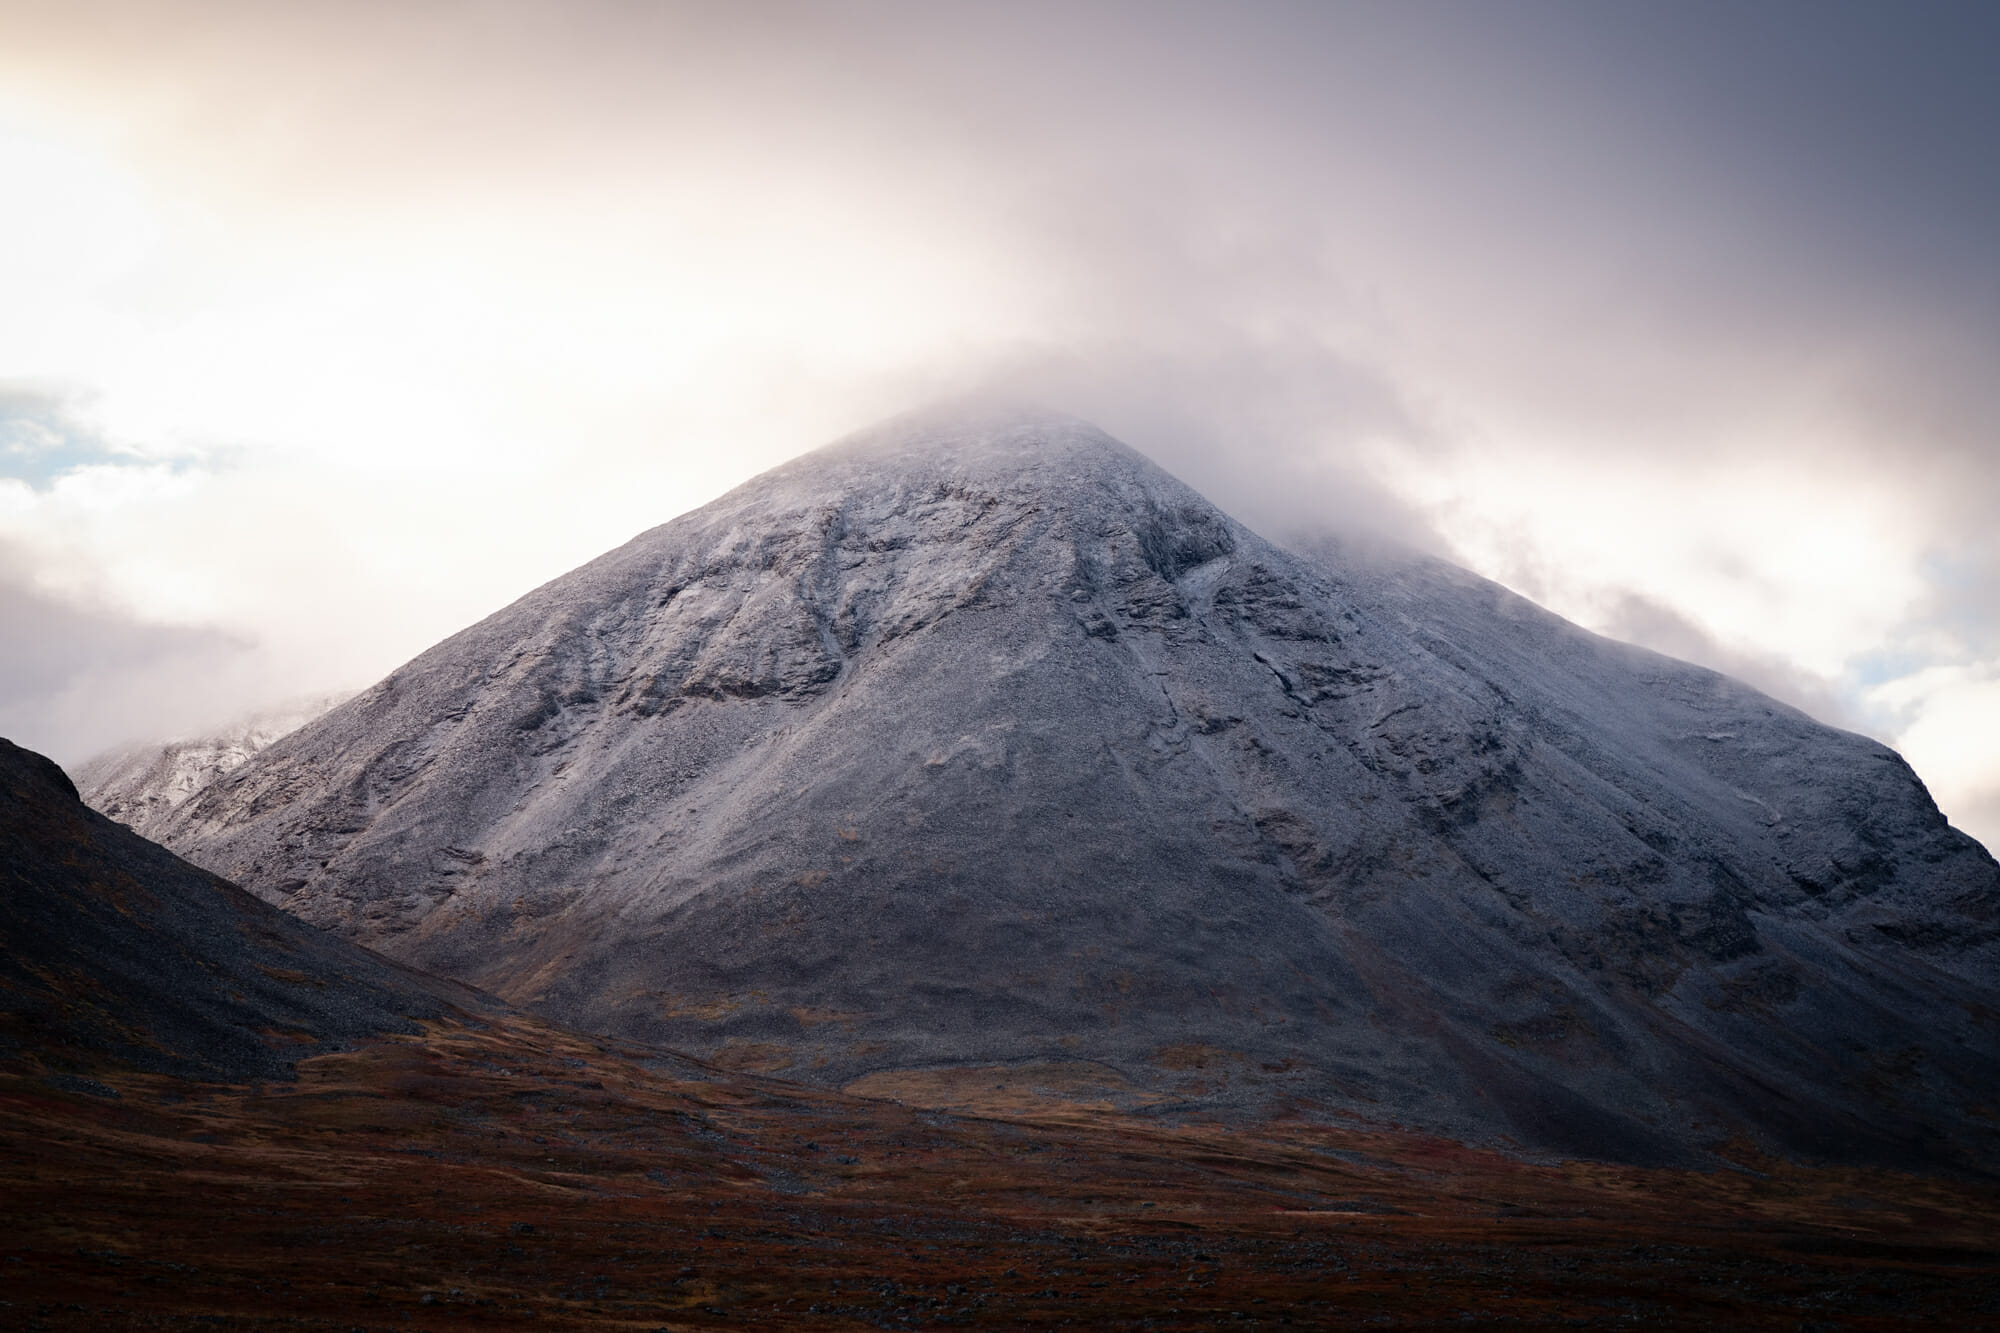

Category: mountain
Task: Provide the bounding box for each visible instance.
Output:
[0,735,484,1083]
[146,407,2000,1166]
[75,692,347,843]
[13,747,2000,1326]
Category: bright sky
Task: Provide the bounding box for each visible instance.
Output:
[2,0,1997,853]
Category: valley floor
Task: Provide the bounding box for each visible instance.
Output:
[3,1015,1997,1331]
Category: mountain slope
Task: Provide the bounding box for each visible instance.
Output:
[151,407,2000,1165]
[1,736,483,1082]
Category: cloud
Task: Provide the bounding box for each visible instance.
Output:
[0,382,128,488]
[1593,590,1858,731]
[1869,662,2000,855]
[0,540,260,766]
[0,0,1993,824]
[1952,790,2000,861]
[965,344,1446,557]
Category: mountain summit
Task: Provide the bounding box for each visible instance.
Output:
[147,408,2000,1166]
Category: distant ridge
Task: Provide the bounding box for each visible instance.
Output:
[77,691,349,842]
[145,407,2000,1167]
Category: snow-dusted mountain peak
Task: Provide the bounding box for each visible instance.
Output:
[142,408,2000,1169]
[817,405,1169,493]
[702,403,1233,549]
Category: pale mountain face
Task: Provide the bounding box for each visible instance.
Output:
[150,408,2000,1167]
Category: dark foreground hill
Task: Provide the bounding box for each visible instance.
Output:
[0,736,489,1082]
[7,738,2000,1329]
[145,407,2000,1168]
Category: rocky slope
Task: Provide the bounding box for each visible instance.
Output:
[75,692,346,843]
[148,407,2000,1166]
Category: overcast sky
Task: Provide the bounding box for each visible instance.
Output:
[2,0,1997,851]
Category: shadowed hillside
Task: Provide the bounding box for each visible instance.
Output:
[1,736,486,1083]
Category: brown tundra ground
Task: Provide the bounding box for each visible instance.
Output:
[4,1012,1998,1332]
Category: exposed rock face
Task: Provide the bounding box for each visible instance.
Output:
[153,408,2000,1165]
[76,693,348,843]
[1,738,482,1082]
